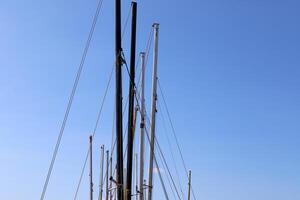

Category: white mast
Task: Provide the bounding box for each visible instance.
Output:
[138,52,146,200]
[147,23,159,200]
[109,157,113,200]
[135,153,139,200]
[99,145,104,200]
[105,151,109,200]
[90,136,93,200]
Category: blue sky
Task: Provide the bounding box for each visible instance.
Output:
[0,0,300,199]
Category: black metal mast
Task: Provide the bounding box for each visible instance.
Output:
[115,0,124,199]
[126,2,137,200]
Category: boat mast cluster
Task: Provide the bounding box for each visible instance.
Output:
[39,0,193,199]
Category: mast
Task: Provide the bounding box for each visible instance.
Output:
[115,0,124,198]
[109,156,113,200]
[138,52,146,200]
[99,145,105,200]
[147,23,159,200]
[135,153,138,200]
[106,151,109,200]
[188,171,192,200]
[126,2,137,200]
[90,136,94,200]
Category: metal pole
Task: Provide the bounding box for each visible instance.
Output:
[90,136,94,200]
[106,151,109,200]
[126,2,137,200]
[147,23,159,200]
[135,153,138,200]
[115,0,124,198]
[109,157,113,200]
[100,145,105,200]
[143,180,146,200]
[188,171,192,200]
[138,52,145,200]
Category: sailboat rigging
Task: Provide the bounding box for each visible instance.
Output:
[39,1,195,200]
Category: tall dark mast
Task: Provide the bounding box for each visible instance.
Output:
[126,2,137,200]
[115,0,124,199]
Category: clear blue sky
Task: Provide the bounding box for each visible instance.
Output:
[0,0,300,199]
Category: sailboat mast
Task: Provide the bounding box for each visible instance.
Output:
[99,145,105,200]
[135,153,138,200]
[147,23,159,200]
[138,52,146,200]
[106,150,109,200]
[126,2,137,200]
[109,157,113,200]
[115,0,124,198]
[188,171,192,200]
[90,136,94,200]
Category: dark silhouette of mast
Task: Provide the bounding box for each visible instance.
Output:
[115,0,124,199]
[126,2,137,200]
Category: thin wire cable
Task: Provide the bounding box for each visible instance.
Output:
[155,137,178,200]
[136,27,153,85]
[40,0,104,199]
[157,79,197,200]
[143,120,169,200]
[144,119,182,200]
[131,83,181,200]
[73,64,114,200]
[158,100,185,200]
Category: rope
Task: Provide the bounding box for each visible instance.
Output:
[39,0,104,199]
[143,121,170,200]
[157,79,197,200]
[158,100,186,199]
[73,65,113,200]
[143,118,182,200]
[131,83,181,200]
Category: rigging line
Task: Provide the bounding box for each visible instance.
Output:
[110,104,116,157]
[155,135,178,200]
[144,120,182,200]
[110,95,129,158]
[146,115,178,200]
[157,79,197,200]
[157,99,186,200]
[144,28,154,70]
[126,84,172,200]
[136,27,154,94]
[122,4,133,41]
[73,62,114,200]
[75,87,127,200]
[143,120,170,200]
[136,102,183,200]
[73,3,132,199]
[133,92,181,200]
[40,0,104,199]
[155,122,183,200]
